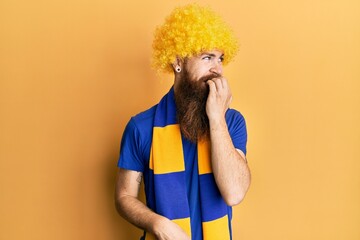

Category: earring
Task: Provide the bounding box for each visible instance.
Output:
[175,66,181,73]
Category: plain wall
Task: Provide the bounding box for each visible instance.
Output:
[0,0,359,239]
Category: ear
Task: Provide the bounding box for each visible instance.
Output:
[172,57,184,73]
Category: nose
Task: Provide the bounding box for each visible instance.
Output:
[210,62,223,75]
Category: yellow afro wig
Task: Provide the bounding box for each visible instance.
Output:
[152,3,240,73]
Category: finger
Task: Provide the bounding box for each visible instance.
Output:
[207,80,217,93]
[213,78,223,90]
[220,78,232,97]
[221,77,228,89]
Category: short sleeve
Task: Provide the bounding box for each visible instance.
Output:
[226,110,248,155]
[117,118,145,172]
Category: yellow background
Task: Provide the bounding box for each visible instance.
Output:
[1,0,359,239]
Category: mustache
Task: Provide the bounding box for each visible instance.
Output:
[198,72,222,83]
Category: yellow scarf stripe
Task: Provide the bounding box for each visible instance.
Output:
[149,124,185,174]
[202,215,230,240]
[173,217,192,237]
[197,139,212,175]
[145,218,191,239]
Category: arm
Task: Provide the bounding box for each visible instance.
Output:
[206,78,251,206]
[114,168,190,240]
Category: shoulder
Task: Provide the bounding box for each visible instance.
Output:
[130,104,157,129]
[225,108,246,126]
[225,108,248,154]
[118,105,158,171]
[123,104,157,151]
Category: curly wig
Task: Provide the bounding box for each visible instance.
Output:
[152,4,240,73]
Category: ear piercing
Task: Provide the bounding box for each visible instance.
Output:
[175,66,181,73]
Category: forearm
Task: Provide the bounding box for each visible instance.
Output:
[209,118,251,206]
[115,194,167,235]
[116,195,191,239]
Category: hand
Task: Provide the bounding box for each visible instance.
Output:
[153,217,190,240]
[206,77,232,122]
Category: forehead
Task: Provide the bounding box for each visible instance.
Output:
[196,50,224,57]
[185,50,224,64]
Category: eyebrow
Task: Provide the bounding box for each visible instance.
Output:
[202,52,224,58]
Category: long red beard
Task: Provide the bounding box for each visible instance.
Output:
[174,68,220,143]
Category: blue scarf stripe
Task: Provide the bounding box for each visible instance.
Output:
[199,173,228,222]
[154,172,190,220]
[153,88,177,127]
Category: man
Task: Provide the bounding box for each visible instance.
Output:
[115,4,251,240]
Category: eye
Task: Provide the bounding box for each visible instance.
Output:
[202,56,211,60]
[219,56,224,63]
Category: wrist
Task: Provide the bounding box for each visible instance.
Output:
[209,116,227,130]
[152,215,169,237]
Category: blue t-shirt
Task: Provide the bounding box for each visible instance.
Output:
[118,103,247,240]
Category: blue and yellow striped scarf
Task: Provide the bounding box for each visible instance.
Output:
[145,88,231,240]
